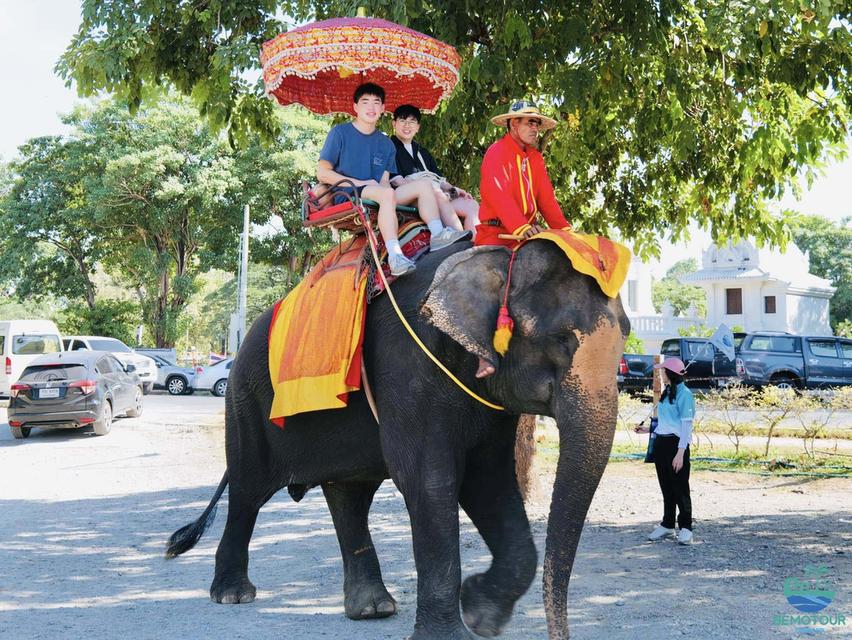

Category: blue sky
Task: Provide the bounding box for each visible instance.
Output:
[2,0,849,275]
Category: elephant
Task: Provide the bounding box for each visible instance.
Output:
[166,238,629,640]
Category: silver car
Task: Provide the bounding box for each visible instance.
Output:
[191,358,233,397]
[149,354,197,395]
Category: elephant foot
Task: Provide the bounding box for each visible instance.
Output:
[344,578,397,620]
[210,574,257,604]
[460,573,514,638]
[408,624,477,640]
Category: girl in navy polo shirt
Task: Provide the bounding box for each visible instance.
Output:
[635,357,695,545]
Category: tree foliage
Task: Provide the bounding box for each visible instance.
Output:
[59,0,852,255]
[0,136,104,309]
[0,97,329,346]
[652,258,707,316]
[788,213,852,329]
[56,299,141,346]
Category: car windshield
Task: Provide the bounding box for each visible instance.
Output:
[88,338,132,352]
[12,334,62,355]
[19,364,87,381]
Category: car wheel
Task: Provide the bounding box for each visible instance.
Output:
[93,401,113,435]
[125,387,144,418]
[142,382,154,395]
[166,376,187,395]
[212,379,228,397]
[770,374,800,391]
[11,426,31,439]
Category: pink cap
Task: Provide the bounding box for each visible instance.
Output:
[653,357,686,375]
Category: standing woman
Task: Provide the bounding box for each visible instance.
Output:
[635,357,695,545]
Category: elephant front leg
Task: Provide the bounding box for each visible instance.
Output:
[391,457,475,640]
[210,490,260,603]
[322,480,397,620]
[458,437,538,637]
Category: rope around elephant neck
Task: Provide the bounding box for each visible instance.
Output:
[359,209,505,412]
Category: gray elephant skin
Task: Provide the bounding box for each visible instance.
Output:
[167,239,629,640]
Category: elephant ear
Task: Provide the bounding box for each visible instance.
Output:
[420,245,510,364]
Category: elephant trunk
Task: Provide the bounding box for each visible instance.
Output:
[543,348,620,637]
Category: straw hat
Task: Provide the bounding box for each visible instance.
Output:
[490,100,558,130]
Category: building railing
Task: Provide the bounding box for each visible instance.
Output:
[629,314,698,336]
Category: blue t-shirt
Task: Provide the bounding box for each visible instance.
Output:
[319,122,397,183]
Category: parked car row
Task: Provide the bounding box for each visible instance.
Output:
[618,331,852,393]
[63,335,158,394]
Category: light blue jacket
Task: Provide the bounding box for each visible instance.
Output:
[655,383,695,449]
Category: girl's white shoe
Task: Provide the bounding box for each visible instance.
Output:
[647,525,675,541]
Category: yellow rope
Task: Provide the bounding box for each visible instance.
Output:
[362,214,505,412]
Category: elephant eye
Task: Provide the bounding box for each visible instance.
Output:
[556,333,573,345]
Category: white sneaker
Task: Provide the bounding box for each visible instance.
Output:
[388,252,416,277]
[430,228,472,252]
[647,525,675,541]
[677,528,694,545]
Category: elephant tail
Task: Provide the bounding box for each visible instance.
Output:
[165,470,228,559]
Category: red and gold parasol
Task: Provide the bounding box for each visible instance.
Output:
[260,14,461,115]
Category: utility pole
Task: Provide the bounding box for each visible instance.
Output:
[237,204,250,351]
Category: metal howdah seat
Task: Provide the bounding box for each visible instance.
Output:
[301,179,418,234]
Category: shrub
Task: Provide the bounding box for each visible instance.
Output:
[749,385,798,457]
[703,383,751,455]
[57,299,140,345]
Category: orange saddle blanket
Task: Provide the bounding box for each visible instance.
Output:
[267,237,369,427]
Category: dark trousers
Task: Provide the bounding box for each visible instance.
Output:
[653,435,692,530]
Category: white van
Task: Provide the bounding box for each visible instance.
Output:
[0,320,64,397]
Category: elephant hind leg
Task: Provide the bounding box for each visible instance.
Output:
[322,480,397,620]
[210,490,261,604]
[458,433,538,637]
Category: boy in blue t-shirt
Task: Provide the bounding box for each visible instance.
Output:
[317,83,469,276]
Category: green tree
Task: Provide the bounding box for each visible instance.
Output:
[624,331,645,354]
[0,136,104,309]
[788,214,852,330]
[59,1,851,255]
[1,98,328,347]
[652,258,706,316]
[57,300,141,346]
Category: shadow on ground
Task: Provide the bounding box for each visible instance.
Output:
[0,482,848,639]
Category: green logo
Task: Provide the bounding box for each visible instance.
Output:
[773,565,847,633]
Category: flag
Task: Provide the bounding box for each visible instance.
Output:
[709,323,736,362]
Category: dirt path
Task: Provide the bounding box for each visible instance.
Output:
[1,399,849,639]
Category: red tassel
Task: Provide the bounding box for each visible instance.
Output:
[493,305,514,355]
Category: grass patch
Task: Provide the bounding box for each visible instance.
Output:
[534,430,852,478]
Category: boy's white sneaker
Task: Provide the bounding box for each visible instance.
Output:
[677,528,694,545]
[647,525,675,541]
[430,228,472,252]
[388,252,416,277]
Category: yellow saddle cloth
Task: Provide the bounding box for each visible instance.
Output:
[529,229,631,298]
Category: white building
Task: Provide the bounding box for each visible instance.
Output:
[679,240,834,335]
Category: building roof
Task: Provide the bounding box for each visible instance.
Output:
[678,239,835,294]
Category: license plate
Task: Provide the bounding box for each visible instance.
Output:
[39,388,60,399]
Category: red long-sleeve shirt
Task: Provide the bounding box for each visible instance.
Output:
[475,133,570,247]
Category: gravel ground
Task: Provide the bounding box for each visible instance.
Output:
[0,394,849,640]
